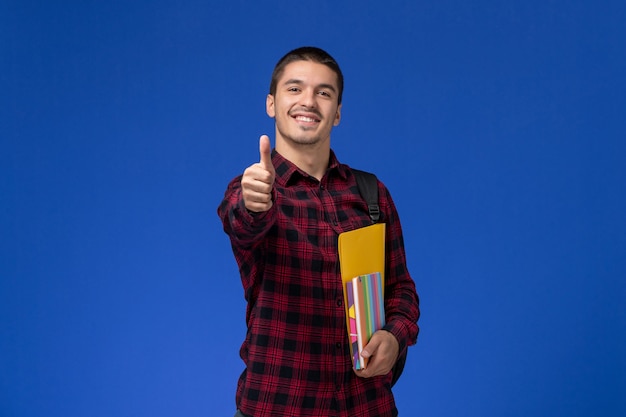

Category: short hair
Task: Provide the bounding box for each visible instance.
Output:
[269,46,344,104]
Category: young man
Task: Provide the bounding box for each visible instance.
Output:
[218,47,419,417]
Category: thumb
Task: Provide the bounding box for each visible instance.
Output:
[361,335,382,358]
[259,135,274,172]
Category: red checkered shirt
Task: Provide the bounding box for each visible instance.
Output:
[218,150,420,417]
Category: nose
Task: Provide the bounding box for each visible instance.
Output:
[299,88,317,108]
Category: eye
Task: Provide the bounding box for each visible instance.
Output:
[318,90,331,97]
[287,87,300,93]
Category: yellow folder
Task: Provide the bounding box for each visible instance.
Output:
[338,223,386,285]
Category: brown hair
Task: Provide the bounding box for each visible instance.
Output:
[269,46,344,104]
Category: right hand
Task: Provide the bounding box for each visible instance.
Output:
[241,135,275,212]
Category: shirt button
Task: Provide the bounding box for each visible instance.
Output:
[336,342,342,349]
[336,298,343,307]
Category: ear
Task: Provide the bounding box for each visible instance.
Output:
[333,103,342,126]
[266,94,275,118]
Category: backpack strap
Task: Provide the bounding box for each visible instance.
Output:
[352,169,380,223]
[351,168,407,387]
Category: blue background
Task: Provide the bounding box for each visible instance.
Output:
[2,1,625,416]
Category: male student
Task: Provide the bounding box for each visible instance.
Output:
[218,46,419,417]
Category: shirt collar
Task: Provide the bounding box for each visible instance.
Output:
[272,149,349,186]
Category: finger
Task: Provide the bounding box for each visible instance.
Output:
[242,182,273,212]
[354,355,382,378]
[361,334,382,359]
[259,135,274,172]
[243,164,273,187]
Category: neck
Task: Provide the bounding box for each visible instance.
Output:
[275,138,330,181]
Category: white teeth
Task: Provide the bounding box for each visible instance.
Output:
[295,116,317,122]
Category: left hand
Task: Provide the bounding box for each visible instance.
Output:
[356,330,399,378]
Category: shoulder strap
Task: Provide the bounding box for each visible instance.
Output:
[352,169,380,223]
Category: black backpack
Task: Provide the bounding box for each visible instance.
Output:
[352,169,407,388]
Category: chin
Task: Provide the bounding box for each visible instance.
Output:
[282,132,320,145]
[292,137,322,146]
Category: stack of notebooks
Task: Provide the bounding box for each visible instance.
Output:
[345,272,385,370]
[338,223,386,370]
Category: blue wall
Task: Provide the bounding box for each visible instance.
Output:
[2,1,625,416]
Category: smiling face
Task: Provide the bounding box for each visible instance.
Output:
[266,60,342,149]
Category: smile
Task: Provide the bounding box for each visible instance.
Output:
[293,115,321,124]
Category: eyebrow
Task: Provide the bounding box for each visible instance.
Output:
[283,79,337,93]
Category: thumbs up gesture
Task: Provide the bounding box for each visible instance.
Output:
[241,135,276,212]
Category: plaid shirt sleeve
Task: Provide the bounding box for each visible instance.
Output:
[379,183,420,359]
[218,150,419,417]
